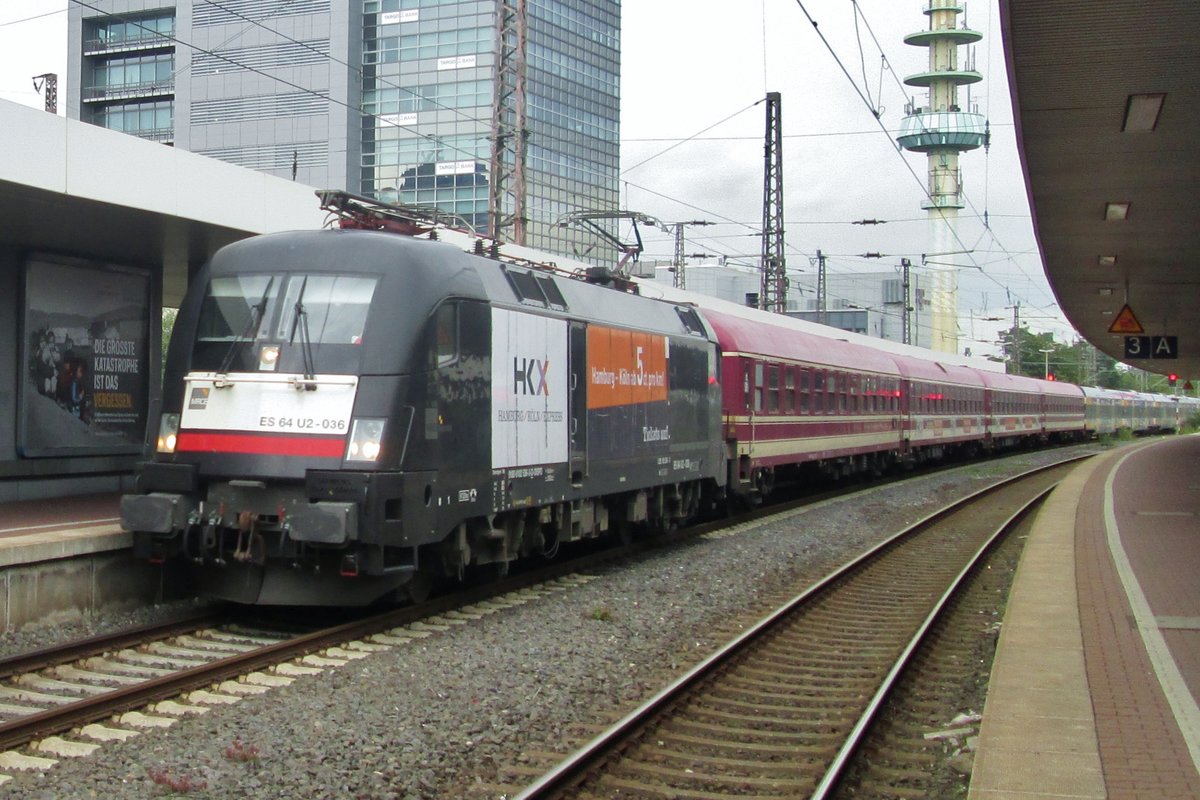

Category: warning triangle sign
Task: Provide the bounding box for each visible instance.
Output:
[1108,304,1144,334]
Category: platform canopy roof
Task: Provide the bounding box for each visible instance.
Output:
[1000,0,1200,382]
[0,101,326,305]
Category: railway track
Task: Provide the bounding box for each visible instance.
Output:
[0,543,631,769]
[0,611,301,758]
[0,450,1089,787]
[514,458,1082,800]
[0,465,885,767]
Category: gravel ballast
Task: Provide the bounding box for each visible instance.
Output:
[0,446,1102,798]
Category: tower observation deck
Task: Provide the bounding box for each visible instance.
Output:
[897,1,987,210]
[896,1,987,354]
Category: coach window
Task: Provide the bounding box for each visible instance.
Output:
[799,368,811,413]
[767,365,780,413]
[754,362,765,412]
[783,367,795,413]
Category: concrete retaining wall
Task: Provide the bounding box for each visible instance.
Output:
[0,528,176,633]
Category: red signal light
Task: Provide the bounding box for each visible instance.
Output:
[1046,373,1055,381]
[1168,373,1178,386]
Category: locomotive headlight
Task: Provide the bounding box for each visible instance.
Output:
[156,413,180,454]
[259,344,280,371]
[345,418,386,463]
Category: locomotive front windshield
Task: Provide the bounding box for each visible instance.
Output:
[192,273,378,373]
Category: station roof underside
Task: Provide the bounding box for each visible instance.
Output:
[1001,0,1199,380]
[0,101,325,305]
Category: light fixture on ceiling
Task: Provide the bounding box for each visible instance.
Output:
[1097,255,1117,267]
[1101,309,1114,316]
[1104,202,1130,221]
[1099,288,1113,296]
[1123,93,1165,132]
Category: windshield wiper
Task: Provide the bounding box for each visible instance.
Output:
[217,276,274,375]
[288,276,317,389]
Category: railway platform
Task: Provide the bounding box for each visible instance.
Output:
[0,493,155,633]
[970,435,1200,800]
[0,492,124,559]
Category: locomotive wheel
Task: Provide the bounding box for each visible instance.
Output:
[397,570,435,604]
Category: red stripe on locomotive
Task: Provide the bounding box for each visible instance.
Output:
[176,431,344,457]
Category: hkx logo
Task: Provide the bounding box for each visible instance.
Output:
[513,357,550,396]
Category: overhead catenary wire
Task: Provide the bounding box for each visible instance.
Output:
[36,2,1063,337]
[0,7,63,26]
[621,100,763,176]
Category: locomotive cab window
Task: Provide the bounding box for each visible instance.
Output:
[196,275,277,343]
[275,275,377,345]
[433,302,459,367]
[192,272,377,373]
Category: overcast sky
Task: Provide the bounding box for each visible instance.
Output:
[0,0,1074,355]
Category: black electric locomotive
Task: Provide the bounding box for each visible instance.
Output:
[121,228,724,604]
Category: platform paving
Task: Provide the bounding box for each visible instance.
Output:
[970,437,1200,800]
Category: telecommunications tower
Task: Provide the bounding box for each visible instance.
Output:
[897,0,987,352]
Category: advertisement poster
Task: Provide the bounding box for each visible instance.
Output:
[490,308,568,469]
[586,325,671,461]
[19,258,150,456]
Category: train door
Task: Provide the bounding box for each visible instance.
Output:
[569,322,587,486]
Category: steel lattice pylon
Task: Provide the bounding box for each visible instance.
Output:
[488,0,528,245]
[760,92,787,313]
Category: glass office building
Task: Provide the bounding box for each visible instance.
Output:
[71,8,177,144]
[67,0,620,261]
